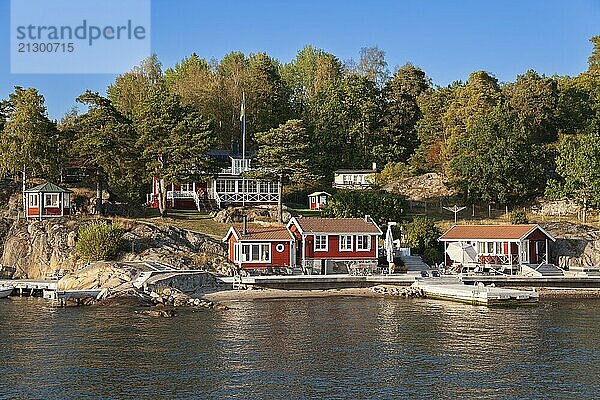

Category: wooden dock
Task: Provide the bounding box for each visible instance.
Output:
[412,278,539,306]
[0,279,57,297]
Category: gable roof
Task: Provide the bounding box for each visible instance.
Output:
[288,217,382,235]
[223,225,294,242]
[308,191,331,197]
[439,224,555,242]
[24,182,72,193]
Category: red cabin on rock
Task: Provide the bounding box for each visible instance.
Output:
[24,182,72,219]
[287,216,382,274]
[223,225,295,272]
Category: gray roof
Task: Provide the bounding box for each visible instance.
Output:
[333,169,376,174]
[24,182,72,193]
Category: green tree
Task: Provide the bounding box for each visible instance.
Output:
[107,55,164,119]
[356,46,389,87]
[73,91,142,212]
[253,119,317,222]
[404,216,442,264]
[588,35,600,73]
[412,84,457,171]
[448,107,550,205]
[308,74,383,176]
[0,87,58,183]
[546,133,600,222]
[378,64,431,164]
[281,45,343,116]
[134,87,217,217]
[503,70,559,143]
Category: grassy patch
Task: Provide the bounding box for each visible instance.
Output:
[139,209,230,238]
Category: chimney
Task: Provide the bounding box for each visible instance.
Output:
[242,215,248,235]
[372,162,377,171]
[364,214,371,222]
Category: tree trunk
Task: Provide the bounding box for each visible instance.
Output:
[158,178,167,218]
[95,169,103,215]
[277,173,283,224]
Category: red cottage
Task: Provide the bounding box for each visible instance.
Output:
[24,182,72,219]
[223,225,295,273]
[287,216,382,274]
[439,224,556,274]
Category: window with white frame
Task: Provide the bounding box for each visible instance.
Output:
[342,175,351,185]
[314,235,328,251]
[29,194,39,207]
[44,193,59,207]
[180,183,193,192]
[339,235,353,251]
[260,182,269,193]
[356,235,371,251]
[238,243,271,263]
[495,242,504,255]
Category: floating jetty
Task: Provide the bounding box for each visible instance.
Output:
[412,278,539,306]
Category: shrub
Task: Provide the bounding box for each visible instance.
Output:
[322,190,406,225]
[509,209,529,224]
[405,216,441,252]
[76,222,124,261]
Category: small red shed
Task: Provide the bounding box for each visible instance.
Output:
[223,225,295,272]
[308,191,331,210]
[24,182,72,219]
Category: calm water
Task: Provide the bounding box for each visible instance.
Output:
[1,296,599,400]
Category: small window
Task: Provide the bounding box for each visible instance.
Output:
[44,193,59,207]
[29,194,39,207]
[314,235,328,251]
[487,242,494,254]
[240,243,271,263]
[356,235,371,251]
[339,235,353,251]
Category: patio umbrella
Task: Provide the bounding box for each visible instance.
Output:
[446,242,477,263]
[385,224,395,263]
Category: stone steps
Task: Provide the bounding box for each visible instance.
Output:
[399,255,429,271]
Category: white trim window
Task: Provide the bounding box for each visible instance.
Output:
[314,235,328,251]
[339,235,353,251]
[239,243,271,263]
[356,235,371,251]
[29,194,39,207]
[44,193,59,207]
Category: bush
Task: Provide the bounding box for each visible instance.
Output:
[509,209,529,224]
[76,222,124,261]
[322,190,406,225]
[405,216,441,252]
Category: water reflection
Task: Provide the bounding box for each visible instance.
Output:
[1,297,600,399]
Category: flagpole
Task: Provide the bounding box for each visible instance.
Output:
[241,92,246,206]
[242,92,246,163]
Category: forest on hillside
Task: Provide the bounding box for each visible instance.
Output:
[2,37,600,210]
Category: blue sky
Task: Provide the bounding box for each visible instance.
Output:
[1,0,599,119]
